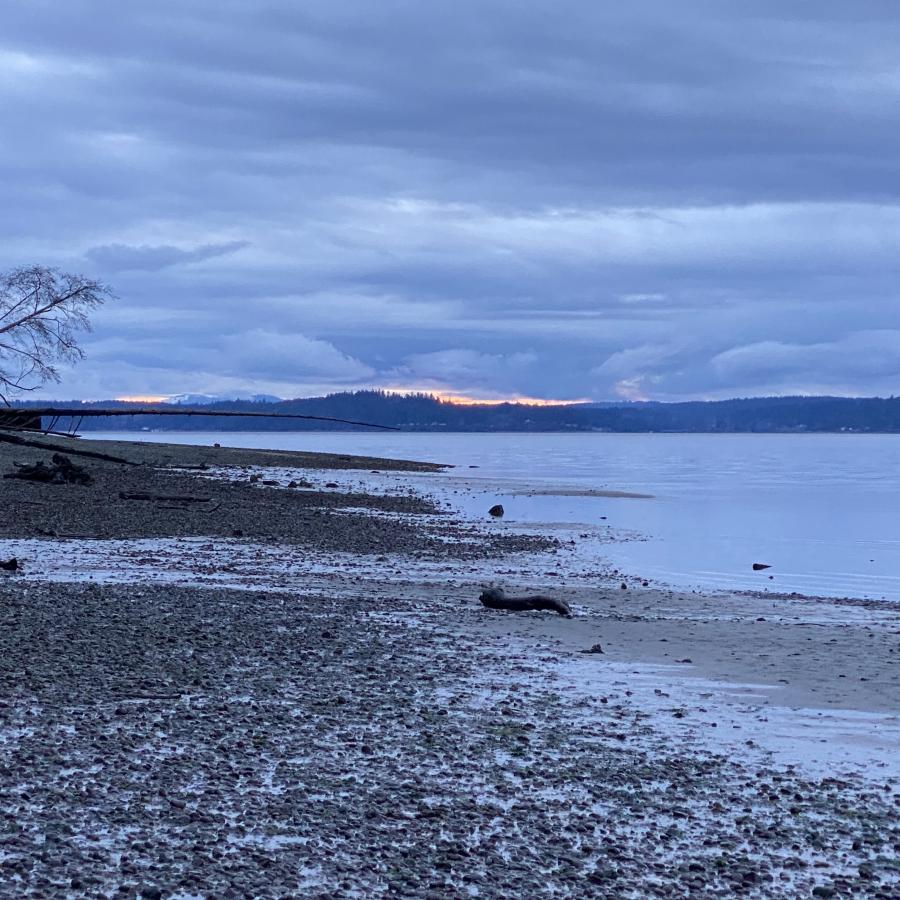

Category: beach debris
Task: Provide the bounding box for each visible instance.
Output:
[752,562,772,571]
[0,557,19,572]
[5,453,93,485]
[0,430,136,464]
[488,504,504,518]
[479,586,572,617]
[119,491,212,504]
[580,643,604,654]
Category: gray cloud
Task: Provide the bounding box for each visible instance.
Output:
[86,241,248,272]
[2,1,900,400]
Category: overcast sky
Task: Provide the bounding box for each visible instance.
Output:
[3,1,900,402]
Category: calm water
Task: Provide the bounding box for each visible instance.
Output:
[92,431,900,600]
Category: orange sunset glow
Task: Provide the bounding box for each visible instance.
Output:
[376,387,590,406]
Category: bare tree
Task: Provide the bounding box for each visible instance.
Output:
[0,266,114,404]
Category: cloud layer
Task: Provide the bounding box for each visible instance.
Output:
[3,1,900,400]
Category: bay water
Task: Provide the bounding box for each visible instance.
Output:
[91,431,900,601]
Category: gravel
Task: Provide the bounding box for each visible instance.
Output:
[2,435,898,898]
[1,581,898,898]
[0,440,548,558]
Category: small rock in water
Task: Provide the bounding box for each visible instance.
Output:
[752,562,772,571]
[488,504,504,518]
[620,582,628,590]
[0,557,18,572]
[325,482,339,488]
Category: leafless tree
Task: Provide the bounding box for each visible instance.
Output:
[0,266,114,404]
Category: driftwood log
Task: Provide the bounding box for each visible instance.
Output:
[479,587,572,618]
[119,491,212,503]
[5,453,93,485]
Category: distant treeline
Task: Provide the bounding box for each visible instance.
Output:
[21,391,900,433]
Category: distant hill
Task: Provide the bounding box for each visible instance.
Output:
[168,393,284,405]
[19,391,900,433]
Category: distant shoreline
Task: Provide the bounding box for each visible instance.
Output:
[14,390,900,434]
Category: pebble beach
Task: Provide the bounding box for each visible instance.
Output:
[1,435,899,898]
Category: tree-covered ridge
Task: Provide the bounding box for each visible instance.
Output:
[21,391,900,432]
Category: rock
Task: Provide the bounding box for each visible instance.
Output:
[812,887,836,898]
[752,563,772,571]
[488,504,504,518]
[0,558,18,572]
[620,582,628,590]
[325,482,339,489]
[580,643,604,654]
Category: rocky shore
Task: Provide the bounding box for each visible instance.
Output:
[0,435,547,557]
[1,435,899,898]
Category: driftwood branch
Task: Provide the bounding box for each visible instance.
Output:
[119,491,212,503]
[0,430,136,465]
[479,587,572,617]
[119,692,184,701]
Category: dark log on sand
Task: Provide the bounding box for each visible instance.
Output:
[119,491,212,503]
[479,587,572,618]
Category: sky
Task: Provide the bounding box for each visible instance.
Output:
[3,0,900,402]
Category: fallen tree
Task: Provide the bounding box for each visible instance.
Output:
[479,587,572,618]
